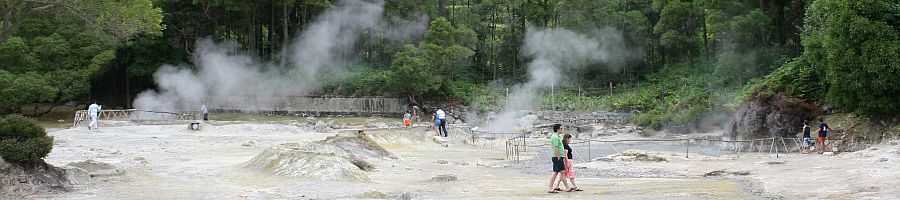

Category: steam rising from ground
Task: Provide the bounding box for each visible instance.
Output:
[134,0,426,112]
[486,27,638,132]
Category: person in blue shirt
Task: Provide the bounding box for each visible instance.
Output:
[815,117,833,154]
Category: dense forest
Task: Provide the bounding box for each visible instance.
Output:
[1,0,898,127]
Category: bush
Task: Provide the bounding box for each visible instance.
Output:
[0,115,53,163]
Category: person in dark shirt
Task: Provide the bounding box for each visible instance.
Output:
[798,120,812,154]
[554,133,583,192]
[815,117,833,154]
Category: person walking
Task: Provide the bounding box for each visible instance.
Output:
[798,120,812,154]
[432,111,441,136]
[201,104,209,121]
[436,108,448,137]
[547,124,572,193]
[815,117,833,154]
[555,133,583,192]
[87,101,101,130]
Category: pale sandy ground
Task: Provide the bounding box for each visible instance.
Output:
[25,122,898,199]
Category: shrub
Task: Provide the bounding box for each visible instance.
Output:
[0,115,54,163]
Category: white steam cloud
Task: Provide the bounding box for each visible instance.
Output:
[134,0,427,112]
[486,27,637,132]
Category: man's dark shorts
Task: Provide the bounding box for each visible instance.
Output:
[551,157,565,172]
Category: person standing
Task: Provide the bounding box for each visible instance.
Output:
[798,120,812,154]
[201,104,209,121]
[436,108,448,137]
[547,124,571,193]
[87,101,101,130]
[412,106,419,122]
[403,111,412,128]
[815,117,833,154]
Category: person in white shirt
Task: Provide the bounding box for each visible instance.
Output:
[87,101,101,130]
[436,108,447,137]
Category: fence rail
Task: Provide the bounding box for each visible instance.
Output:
[454,127,868,163]
[73,109,200,127]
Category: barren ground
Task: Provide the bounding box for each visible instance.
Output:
[23,121,900,199]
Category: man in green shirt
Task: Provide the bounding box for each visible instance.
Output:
[548,124,571,193]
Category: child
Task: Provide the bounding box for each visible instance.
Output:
[403,111,412,128]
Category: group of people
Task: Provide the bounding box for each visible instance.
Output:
[401,106,449,137]
[799,117,833,154]
[547,123,583,193]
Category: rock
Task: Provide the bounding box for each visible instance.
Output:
[314,120,333,132]
[134,157,149,164]
[242,140,258,147]
[396,192,413,200]
[616,155,636,162]
[431,174,457,181]
[593,156,613,162]
[704,170,751,177]
[517,115,539,131]
[622,151,667,162]
[762,161,786,165]
[877,158,888,162]
[66,160,124,178]
[243,143,372,181]
[432,136,448,145]
[727,93,818,140]
[64,166,91,185]
[490,164,509,168]
[434,160,449,165]
[822,152,835,156]
[517,110,531,117]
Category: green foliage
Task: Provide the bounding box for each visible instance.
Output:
[813,0,900,115]
[385,17,477,100]
[422,17,477,81]
[0,115,53,163]
[343,67,392,96]
[388,45,441,97]
[745,0,900,116]
[0,0,162,114]
[0,71,58,112]
[653,1,701,61]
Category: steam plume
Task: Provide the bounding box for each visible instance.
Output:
[133,0,426,112]
[486,27,637,132]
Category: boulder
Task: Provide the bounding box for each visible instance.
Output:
[517,115,539,131]
[727,93,818,140]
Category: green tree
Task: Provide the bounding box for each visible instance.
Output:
[388,44,440,100]
[0,0,164,44]
[0,0,163,115]
[422,17,477,81]
[808,0,900,115]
